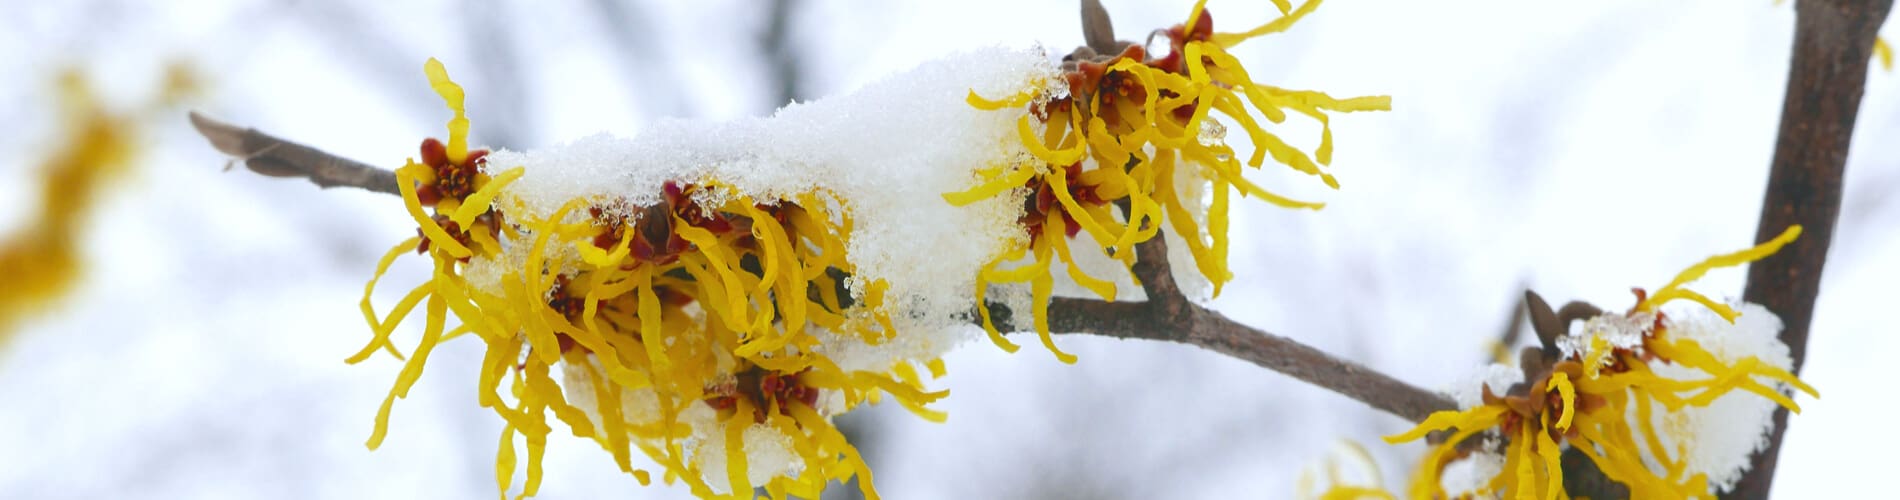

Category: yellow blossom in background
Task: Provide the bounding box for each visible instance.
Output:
[951,0,1388,363]
[1876,37,1894,71]
[1384,226,1817,499]
[1,64,196,348]
[361,59,947,500]
[1298,441,1399,500]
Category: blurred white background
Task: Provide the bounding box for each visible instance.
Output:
[0,0,1893,498]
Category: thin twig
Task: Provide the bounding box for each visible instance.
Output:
[1019,236,1457,423]
[466,0,535,150]
[185,115,1458,423]
[1727,0,1893,498]
[188,112,398,195]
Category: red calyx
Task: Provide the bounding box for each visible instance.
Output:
[705,368,821,423]
[416,185,444,206]
[420,138,448,167]
[1188,9,1214,41]
[1021,163,1103,244]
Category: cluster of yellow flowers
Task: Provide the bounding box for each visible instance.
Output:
[951,0,1388,362]
[361,2,1391,497]
[324,1,1858,498]
[363,60,944,499]
[1385,226,1817,499]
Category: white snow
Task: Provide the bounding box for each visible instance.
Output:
[1450,362,1524,410]
[1558,310,1655,364]
[1439,448,1506,498]
[1653,302,1795,493]
[507,47,1073,490]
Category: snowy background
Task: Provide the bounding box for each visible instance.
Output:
[1,0,1894,498]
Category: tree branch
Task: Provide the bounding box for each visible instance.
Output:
[1728,0,1892,498]
[1023,235,1456,423]
[186,114,1458,424]
[188,112,398,195]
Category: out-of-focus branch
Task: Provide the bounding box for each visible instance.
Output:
[185,115,1457,424]
[466,0,534,150]
[1728,0,1893,498]
[287,0,439,121]
[760,0,804,110]
[589,0,689,118]
[188,112,397,195]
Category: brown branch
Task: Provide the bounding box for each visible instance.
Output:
[1727,0,1892,498]
[186,114,1457,423]
[1018,237,1456,423]
[188,111,398,195]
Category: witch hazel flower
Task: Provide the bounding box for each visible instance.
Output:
[359,45,1062,499]
[1384,226,1817,499]
[950,0,1389,363]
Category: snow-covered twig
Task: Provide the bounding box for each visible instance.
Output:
[183,117,1460,423]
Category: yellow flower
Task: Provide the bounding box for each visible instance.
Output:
[1299,440,1400,500]
[360,59,946,500]
[1384,226,1818,499]
[950,0,1389,363]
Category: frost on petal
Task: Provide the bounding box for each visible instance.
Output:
[1558,310,1653,364]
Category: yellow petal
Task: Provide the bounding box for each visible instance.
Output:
[1548,371,1576,431]
[452,166,524,228]
[1018,115,1086,166]
[966,87,1035,111]
[396,163,473,258]
[1642,225,1800,313]
[424,58,471,164]
[1209,0,1325,48]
